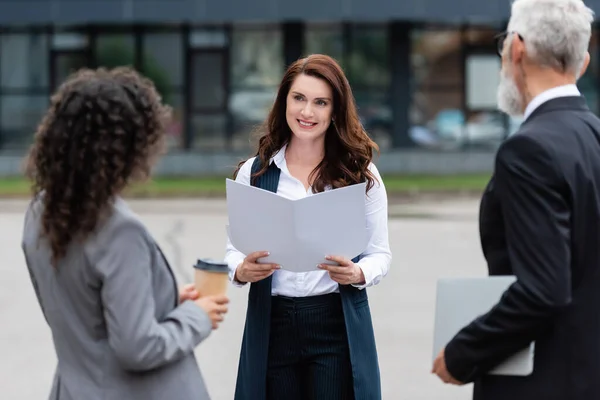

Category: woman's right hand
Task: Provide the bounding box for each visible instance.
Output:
[195,295,229,329]
[234,251,280,283]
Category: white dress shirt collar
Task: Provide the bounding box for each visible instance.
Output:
[269,143,333,192]
[523,84,581,120]
[269,144,287,168]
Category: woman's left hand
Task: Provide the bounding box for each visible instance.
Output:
[318,255,365,285]
[179,283,200,303]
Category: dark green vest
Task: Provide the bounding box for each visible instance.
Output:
[234,158,382,400]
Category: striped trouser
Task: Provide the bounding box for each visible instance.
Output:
[266,293,354,400]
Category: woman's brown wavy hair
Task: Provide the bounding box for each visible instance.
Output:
[235,54,380,193]
[25,67,171,266]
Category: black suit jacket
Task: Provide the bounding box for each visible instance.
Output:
[444,96,600,400]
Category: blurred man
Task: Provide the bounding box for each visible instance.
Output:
[431,0,600,399]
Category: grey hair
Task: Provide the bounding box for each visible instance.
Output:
[507,0,594,78]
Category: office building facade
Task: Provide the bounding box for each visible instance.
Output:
[1,0,599,153]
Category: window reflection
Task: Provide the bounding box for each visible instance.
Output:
[52,32,88,50]
[464,28,498,46]
[410,89,463,149]
[464,110,505,149]
[142,33,183,90]
[410,26,511,150]
[0,95,48,149]
[229,88,276,149]
[191,52,226,109]
[53,52,88,90]
[1,33,49,89]
[191,113,228,151]
[190,50,228,150]
[305,24,343,62]
[96,34,135,68]
[411,29,463,88]
[306,25,391,148]
[346,26,391,147]
[354,90,391,148]
[230,27,283,87]
[347,26,390,88]
[163,93,184,149]
[230,26,282,149]
[410,88,505,150]
[465,54,501,110]
[190,29,228,48]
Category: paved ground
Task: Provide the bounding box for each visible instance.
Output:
[0,197,486,400]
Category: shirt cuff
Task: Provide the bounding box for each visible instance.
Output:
[227,256,247,287]
[351,262,377,290]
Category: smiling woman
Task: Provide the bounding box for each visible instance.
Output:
[226,54,391,400]
[237,53,380,194]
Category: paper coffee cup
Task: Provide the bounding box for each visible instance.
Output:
[193,258,229,297]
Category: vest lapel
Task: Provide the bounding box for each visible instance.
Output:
[234,158,279,400]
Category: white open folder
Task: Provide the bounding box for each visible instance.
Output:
[225,179,368,273]
[432,276,535,376]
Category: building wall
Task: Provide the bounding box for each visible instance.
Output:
[0,0,516,24]
[4,0,600,24]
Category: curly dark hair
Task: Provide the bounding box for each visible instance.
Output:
[234,54,379,193]
[24,67,171,266]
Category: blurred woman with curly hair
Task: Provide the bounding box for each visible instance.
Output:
[22,67,228,400]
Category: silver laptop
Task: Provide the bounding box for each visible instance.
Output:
[432,276,534,376]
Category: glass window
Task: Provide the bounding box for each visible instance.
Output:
[230,27,284,88]
[52,52,88,89]
[191,113,228,151]
[354,90,391,149]
[464,28,498,47]
[411,29,463,89]
[347,26,390,88]
[410,89,506,150]
[190,29,228,48]
[163,92,184,149]
[409,89,464,149]
[230,87,276,148]
[0,95,49,148]
[142,33,183,90]
[465,54,501,110]
[1,94,48,130]
[304,24,344,62]
[229,25,282,148]
[339,26,391,141]
[52,32,88,50]
[191,51,226,110]
[96,34,135,69]
[1,33,49,89]
[464,110,506,149]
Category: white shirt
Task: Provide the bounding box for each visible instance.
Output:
[523,84,581,121]
[224,145,392,297]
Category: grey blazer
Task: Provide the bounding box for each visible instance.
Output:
[22,196,213,400]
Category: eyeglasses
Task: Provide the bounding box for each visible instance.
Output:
[495,30,568,70]
[494,31,524,57]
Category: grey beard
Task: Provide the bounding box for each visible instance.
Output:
[497,70,524,116]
